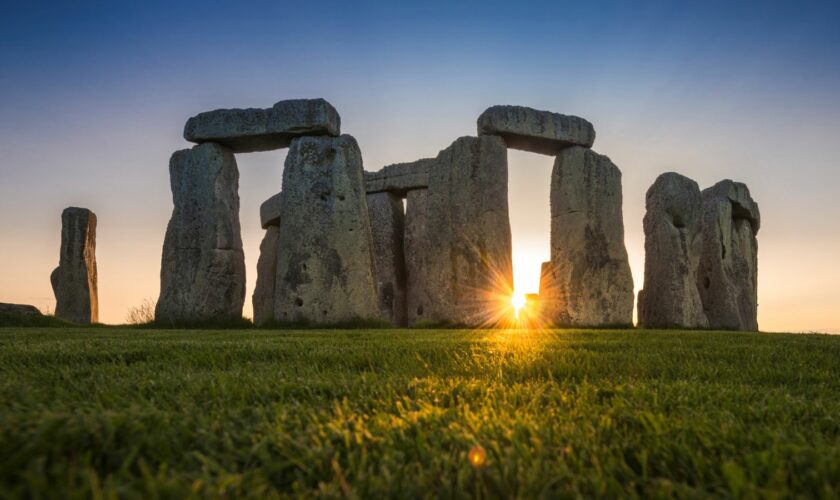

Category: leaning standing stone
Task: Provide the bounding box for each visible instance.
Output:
[540,147,634,326]
[50,207,98,324]
[638,172,707,328]
[477,105,595,155]
[155,142,245,325]
[273,135,381,324]
[367,192,407,326]
[698,180,760,331]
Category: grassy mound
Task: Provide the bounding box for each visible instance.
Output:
[1,328,839,497]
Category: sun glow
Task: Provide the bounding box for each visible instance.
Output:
[511,293,527,318]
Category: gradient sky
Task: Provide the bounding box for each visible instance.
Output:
[1,0,839,332]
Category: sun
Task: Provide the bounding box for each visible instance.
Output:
[511,293,526,317]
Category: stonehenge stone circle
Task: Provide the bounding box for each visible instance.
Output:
[540,147,634,326]
[51,207,98,324]
[272,135,381,324]
[477,105,596,155]
[184,99,340,153]
[698,180,760,331]
[156,142,246,325]
[367,192,408,326]
[638,173,708,329]
[403,135,514,326]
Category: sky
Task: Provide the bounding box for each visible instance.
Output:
[1,0,839,332]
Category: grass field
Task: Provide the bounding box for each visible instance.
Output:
[1,328,840,498]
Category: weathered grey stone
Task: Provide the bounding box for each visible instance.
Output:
[540,147,634,326]
[155,142,245,325]
[364,159,432,195]
[50,207,98,324]
[638,173,708,328]
[698,180,760,331]
[252,226,280,325]
[477,105,595,155]
[367,192,407,326]
[184,98,341,153]
[0,303,44,321]
[273,135,381,324]
[260,192,283,229]
[404,135,514,327]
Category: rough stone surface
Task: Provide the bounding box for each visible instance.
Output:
[698,180,760,331]
[540,147,634,326]
[477,105,596,155]
[367,192,407,326]
[252,226,280,325]
[273,135,381,324]
[638,173,708,328]
[0,303,44,321]
[260,192,283,229]
[156,142,245,325]
[404,135,514,327]
[50,207,98,324]
[184,98,340,153]
[364,159,432,195]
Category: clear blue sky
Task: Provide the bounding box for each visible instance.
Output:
[2,0,839,330]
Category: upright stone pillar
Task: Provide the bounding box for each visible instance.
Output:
[253,193,283,326]
[155,142,245,325]
[404,135,514,327]
[638,172,707,328]
[540,147,634,326]
[51,207,98,324]
[273,135,381,324]
[367,192,407,326]
[698,180,760,331]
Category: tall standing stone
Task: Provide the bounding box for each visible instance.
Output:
[273,135,381,324]
[253,194,283,325]
[155,142,245,325]
[404,135,514,326]
[638,173,707,328]
[50,207,98,324]
[698,180,760,331]
[367,192,407,326]
[540,147,634,326]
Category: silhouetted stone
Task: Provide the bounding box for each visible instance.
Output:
[260,192,283,229]
[477,105,595,155]
[540,147,634,326]
[253,226,280,325]
[404,135,514,326]
[364,159,432,195]
[273,135,380,324]
[698,180,760,331]
[0,303,44,322]
[50,207,98,324]
[156,142,245,325]
[367,192,407,326]
[638,173,707,328]
[184,98,340,153]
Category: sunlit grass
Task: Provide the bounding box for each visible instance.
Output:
[2,328,840,497]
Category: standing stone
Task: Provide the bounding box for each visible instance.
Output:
[50,207,98,324]
[540,147,634,326]
[367,192,407,326]
[477,105,596,155]
[638,173,707,328]
[155,142,245,325]
[273,135,380,324]
[184,98,341,153]
[698,180,760,331]
[253,226,281,325]
[404,135,514,327]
